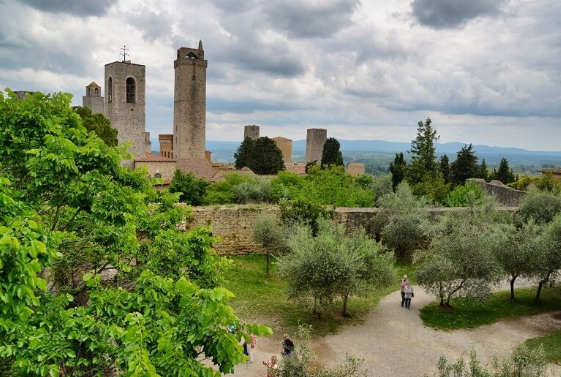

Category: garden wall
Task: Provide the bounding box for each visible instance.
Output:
[187,205,516,255]
[466,178,526,207]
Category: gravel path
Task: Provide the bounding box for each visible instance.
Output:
[228,286,561,377]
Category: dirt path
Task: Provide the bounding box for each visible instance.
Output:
[228,286,561,377]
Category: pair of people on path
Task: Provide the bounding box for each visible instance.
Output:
[243,334,257,362]
[400,275,414,309]
[262,334,294,376]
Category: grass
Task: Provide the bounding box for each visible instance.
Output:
[524,330,561,364]
[420,286,561,330]
[222,254,407,337]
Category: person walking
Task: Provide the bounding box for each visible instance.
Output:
[263,355,279,377]
[248,333,257,362]
[400,275,409,307]
[404,282,414,309]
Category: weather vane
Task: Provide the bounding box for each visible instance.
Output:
[121,45,129,62]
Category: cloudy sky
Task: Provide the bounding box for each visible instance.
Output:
[0,0,560,151]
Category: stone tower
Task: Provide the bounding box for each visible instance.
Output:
[173,41,207,160]
[82,81,105,115]
[272,136,292,163]
[105,60,146,168]
[305,128,327,163]
[244,125,260,140]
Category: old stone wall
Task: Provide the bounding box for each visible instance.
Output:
[136,161,176,181]
[467,178,527,207]
[346,163,365,177]
[186,205,516,255]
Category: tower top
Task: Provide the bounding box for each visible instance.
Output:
[121,45,129,62]
[198,40,203,50]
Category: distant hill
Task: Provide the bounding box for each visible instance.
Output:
[149,138,561,167]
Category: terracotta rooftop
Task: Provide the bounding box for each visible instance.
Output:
[176,158,222,181]
[134,153,176,162]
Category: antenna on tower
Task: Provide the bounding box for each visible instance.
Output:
[120,45,129,62]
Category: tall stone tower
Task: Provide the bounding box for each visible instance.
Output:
[173,41,207,160]
[244,125,260,140]
[105,60,146,168]
[82,81,104,115]
[305,128,327,163]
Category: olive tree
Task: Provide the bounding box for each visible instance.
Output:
[414,211,499,306]
[533,214,561,301]
[515,187,561,225]
[252,212,288,277]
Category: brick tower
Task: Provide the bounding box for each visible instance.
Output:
[173,41,207,160]
[105,59,146,168]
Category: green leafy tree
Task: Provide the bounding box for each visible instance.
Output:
[0,90,271,376]
[73,105,118,147]
[411,173,450,204]
[280,198,331,237]
[252,213,287,277]
[168,169,210,205]
[321,137,344,167]
[389,152,406,190]
[406,117,439,185]
[533,214,561,301]
[491,157,515,184]
[234,137,255,169]
[414,210,499,306]
[444,181,485,207]
[439,154,451,184]
[234,137,285,175]
[450,144,479,186]
[478,158,489,181]
[515,187,561,225]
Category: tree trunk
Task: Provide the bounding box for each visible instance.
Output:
[439,282,445,307]
[265,253,270,278]
[536,271,551,302]
[510,275,517,300]
[342,294,350,317]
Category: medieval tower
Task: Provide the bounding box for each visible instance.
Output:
[105,60,146,168]
[244,125,260,140]
[173,41,207,160]
[82,82,105,115]
[305,128,327,163]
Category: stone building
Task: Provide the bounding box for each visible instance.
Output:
[82,82,104,115]
[272,136,292,163]
[347,163,365,176]
[305,128,327,163]
[159,134,173,159]
[244,125,260,140]
[173,41,207,160]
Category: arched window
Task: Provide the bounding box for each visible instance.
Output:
[94,88,98,96]
[88,87,91,96]
[126,77,136,103]
[186,52,197,60]
[154,173,162,178]
[108,77,113,102]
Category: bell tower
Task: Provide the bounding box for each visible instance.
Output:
[173,40,207,160]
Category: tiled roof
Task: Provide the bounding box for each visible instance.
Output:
[87,81,101,88]
[134,153,176,162]
[176,158,220,181]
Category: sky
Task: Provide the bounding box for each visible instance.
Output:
[0,0,560,151]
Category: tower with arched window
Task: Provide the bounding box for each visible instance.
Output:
[82,81,105,115]
[173,40,207,160]
[104,59,146,168]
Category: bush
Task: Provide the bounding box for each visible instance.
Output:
[232,177,272,204]
[168,169,210,205]
[516,187,561,225]
[444,181,485,207]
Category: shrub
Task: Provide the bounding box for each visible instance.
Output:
[168,169,210,205]
[444,181,485,207]
[515,187,561,225]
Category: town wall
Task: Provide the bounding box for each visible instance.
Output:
[467,178,527,207]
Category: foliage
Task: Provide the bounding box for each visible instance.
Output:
[411,173,450,204]
[232,176,272,204]
[406,117,439,186]
[524,330,561,364]
[168,169,210,205]
[450,144,479,186]
[491,157,515,184]
[376,183,430,258]
[252,213,288,277]
[420,286,561,330]
[0,90,270,375]
[280,198,332,237]
[533,214,561,301]
[204,173,267,204]
[515,187,561,225]
[426,346,549,377]
[321,137,344,167]
[389,152,406,190]
[439,154,450,184]
[414,209,500,306]
[478,158,489,181]
[277,220,395,316]
[72,105,118,147]
[234,136,285,175]
[444,181,485,207]
[490,221,543,300]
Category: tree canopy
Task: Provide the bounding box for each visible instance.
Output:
[321,137,344,167]
[73,105,118,147]
[406,117,439,185]
[450,144,479,186]
[234,136,285,174]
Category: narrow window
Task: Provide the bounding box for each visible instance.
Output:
[88,88,91,96]
[126,77,136,103]
[94,88,98,96]
[192,75,196,81]
[154,173,162,178]
[108,77,113,102]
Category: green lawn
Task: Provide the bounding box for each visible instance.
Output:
[524,331,561,364]
[222,254,408,337]
[420,287,561,330]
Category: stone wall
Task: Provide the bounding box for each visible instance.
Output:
[187,205,515,255]
[467,178,526,207]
